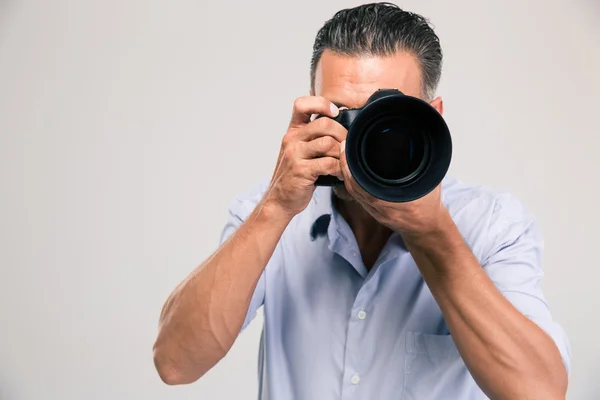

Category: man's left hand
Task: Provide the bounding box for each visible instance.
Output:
[339,140,450,240]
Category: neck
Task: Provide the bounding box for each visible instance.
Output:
[334,196,392,269]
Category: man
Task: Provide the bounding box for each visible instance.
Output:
[153,3,570,399]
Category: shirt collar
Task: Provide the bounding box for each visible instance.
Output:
[311,186,407,259]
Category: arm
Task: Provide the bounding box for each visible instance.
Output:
[152,198,291,385]
[337,147,569,399]
[403,207,568,400]
[152,95,346,385]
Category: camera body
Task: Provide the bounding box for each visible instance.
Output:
[315,89,452,203]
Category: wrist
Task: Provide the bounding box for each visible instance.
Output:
[403,210,475,281]
[257,197,295,227]
[402,207,458,251]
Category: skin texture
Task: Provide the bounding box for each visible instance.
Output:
[153,49,568,399]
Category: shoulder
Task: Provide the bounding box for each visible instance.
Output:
[442,176,540,261]
[443,176,534,224]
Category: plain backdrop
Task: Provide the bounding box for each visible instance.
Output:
[0,0,599,399]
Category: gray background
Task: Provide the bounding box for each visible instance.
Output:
[0,0,598,399]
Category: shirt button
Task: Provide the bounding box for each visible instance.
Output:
[351,373,360,385]
[357,310,367,320]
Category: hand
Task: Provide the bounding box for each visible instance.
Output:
[338,140,450,240]
[263,96,348,218]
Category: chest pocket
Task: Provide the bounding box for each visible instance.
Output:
[402,332,487,400]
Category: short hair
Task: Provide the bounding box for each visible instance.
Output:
[310,2,443,100]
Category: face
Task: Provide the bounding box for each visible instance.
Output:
[311,50,444,202]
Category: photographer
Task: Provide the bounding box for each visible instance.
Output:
[153,3,570,399]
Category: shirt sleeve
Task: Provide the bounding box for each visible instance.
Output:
[218,179,271,332]
[481,193,572,374]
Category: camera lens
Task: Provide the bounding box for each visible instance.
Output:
[331,90,452,202]
[360,117,428,183]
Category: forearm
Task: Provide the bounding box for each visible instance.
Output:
[404,209,567,400]
[153,198,291,385]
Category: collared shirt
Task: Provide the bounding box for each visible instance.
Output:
[219,176,571,400]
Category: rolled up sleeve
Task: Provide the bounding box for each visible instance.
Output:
[482,194,572,374]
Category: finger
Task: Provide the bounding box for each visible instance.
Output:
[299,136,340,159]
[297,116,348,143]
[305,156,343,181]
[290,96,339,127]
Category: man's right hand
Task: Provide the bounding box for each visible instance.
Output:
[264,96,348,218]
[153,96,347,386]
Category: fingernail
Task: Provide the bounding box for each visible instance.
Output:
[330,103,339,117]
[340,140,346,153]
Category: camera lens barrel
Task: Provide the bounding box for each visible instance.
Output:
[314,89,452,203]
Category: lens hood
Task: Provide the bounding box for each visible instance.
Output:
[315,89,452,203]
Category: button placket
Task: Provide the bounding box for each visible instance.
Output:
[340,286,371,398]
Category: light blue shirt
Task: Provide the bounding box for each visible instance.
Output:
[219,176,571,400]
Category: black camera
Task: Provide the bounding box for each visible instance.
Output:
[315,89,452,203]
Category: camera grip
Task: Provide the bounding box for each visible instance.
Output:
[315,175,345,187]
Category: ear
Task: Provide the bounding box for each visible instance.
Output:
[429,96,444,115]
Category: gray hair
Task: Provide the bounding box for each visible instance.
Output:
[310,2,443,101]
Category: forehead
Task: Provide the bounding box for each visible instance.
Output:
[313,50,423,108]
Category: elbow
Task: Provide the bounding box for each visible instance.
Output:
[153,345,185,385]
[522,351,569,399]
[154,361,185,386]
[153,341,204,386]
